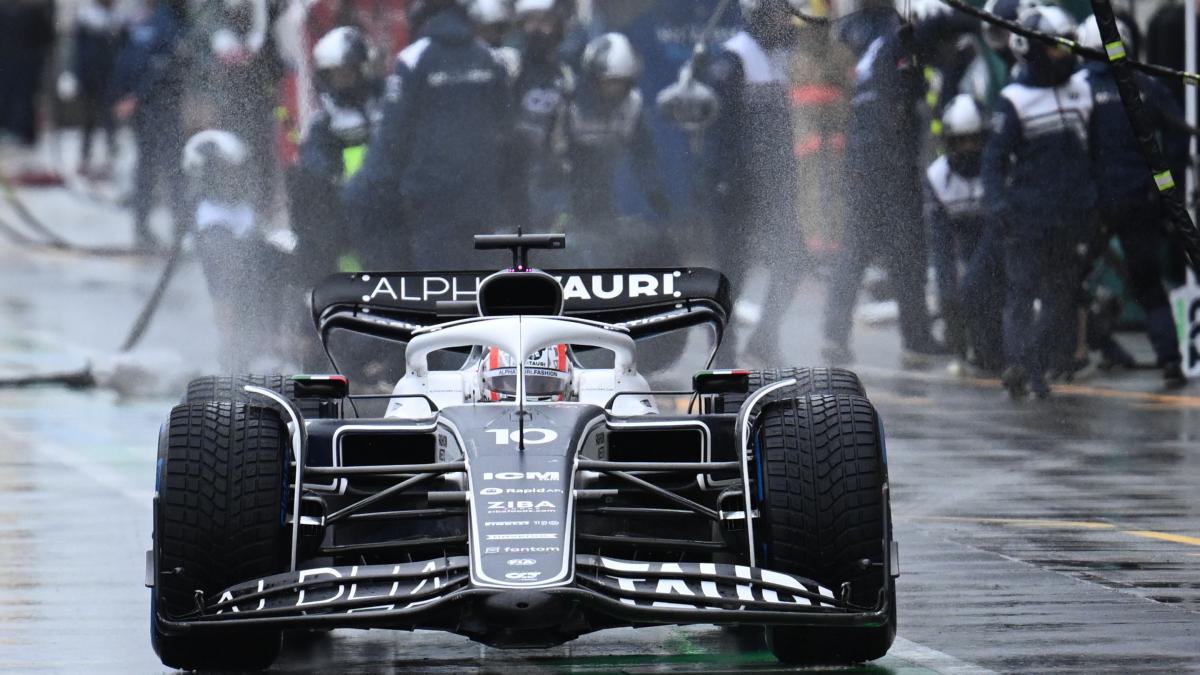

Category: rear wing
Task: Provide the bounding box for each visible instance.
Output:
[311,268,731,344]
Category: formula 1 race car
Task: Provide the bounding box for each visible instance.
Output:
[148,233,897,670]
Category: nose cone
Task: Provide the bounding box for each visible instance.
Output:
[479,590,572,629]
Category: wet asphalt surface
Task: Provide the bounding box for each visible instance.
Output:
[1,177,1198,673]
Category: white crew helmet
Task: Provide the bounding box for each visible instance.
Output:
[514,0,556,15]
[312,26,375,73]
[981,0,1042,51]
[470,0,513,26]
[741,0,813,16]
[1009,5,1078,60]
[942,94,985,137]
[1076,14,1133,52]
[582,33,641,81]
[828,0,894,20]
[182,129,249,177]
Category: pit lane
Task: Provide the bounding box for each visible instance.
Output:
[0,197,1198,673]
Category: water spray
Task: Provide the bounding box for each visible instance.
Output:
[655,0,736,148]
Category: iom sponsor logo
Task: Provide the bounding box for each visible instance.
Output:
[482,470,559,480]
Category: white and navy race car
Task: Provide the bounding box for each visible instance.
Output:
[148,233,897,670]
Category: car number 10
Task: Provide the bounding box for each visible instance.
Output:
[487,428,558,445]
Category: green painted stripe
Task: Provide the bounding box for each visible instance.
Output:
[1105,40,1126,61]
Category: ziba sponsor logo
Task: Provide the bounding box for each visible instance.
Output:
[507,558,536,566]
[488,500,555,511]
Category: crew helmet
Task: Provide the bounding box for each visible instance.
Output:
[582,33,641,81]
[469,0,513,25]
[981,0,1041,52]
[514,0,557,16]
[1009,5,1078,60]
[942,94,985,137]
[182,129,249,177]
[313,26,375,76]
[1076,14,1133,52]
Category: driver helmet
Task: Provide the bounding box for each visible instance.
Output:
[480,345,573,401]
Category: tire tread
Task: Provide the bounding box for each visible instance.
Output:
[185,374,335,419]
[756,393,894,664]
[154,401,285,670]
[717,367,865,413]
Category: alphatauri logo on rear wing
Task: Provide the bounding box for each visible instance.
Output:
[310,267,732,342]
[360,271,685,304]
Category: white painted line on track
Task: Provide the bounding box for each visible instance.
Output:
[891,636,998,674]
[0,423,151,507]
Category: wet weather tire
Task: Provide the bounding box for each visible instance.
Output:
[756,394,896,664]
[715,367,865,413]
[152,401,288,671]
[185,374,339,419]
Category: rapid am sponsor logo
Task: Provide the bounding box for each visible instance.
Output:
[484,533,558,541]
[358,272,685,304]
[478,486,562,495]
[507,558,537,566]
[589,558,838,609]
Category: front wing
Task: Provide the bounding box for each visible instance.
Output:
[155,555,891,639]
